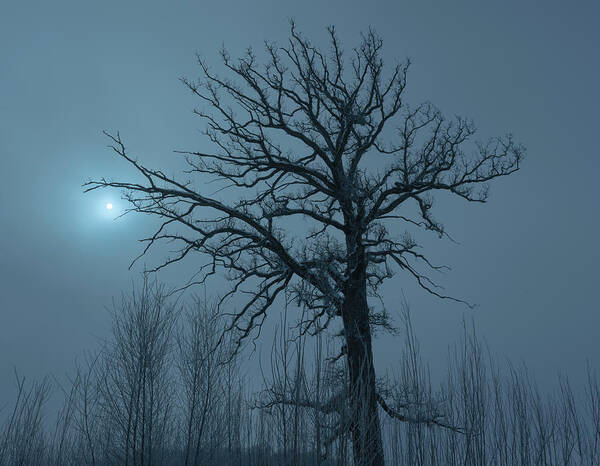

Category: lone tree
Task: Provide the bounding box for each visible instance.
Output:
[86,24,522,465]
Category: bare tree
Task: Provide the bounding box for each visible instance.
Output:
[0,370,50,466]
[2,301,599,464]
[85,22,523,465]
[62,353,102,466]
[96,278,177,466]
[176,296,233,466]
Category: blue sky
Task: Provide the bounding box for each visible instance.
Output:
[1,0,599,403]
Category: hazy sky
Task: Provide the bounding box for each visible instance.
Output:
[1,0,599,404]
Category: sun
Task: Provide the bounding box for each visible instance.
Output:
[106,203,113,210]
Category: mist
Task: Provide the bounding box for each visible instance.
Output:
[1,1,599,465]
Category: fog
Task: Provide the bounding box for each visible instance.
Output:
[1,1,599,464]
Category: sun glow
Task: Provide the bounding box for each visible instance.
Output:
[106,203,113,210]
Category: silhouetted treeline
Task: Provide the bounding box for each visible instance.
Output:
[1,281,598,465]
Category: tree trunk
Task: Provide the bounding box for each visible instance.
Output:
[342,245,385,466]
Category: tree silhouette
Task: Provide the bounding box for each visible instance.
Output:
[85,23,523,465]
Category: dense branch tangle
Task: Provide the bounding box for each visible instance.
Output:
[85,23,522,466]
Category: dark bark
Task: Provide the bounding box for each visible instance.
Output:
[86,23,523,466]
[342,240,385,466]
